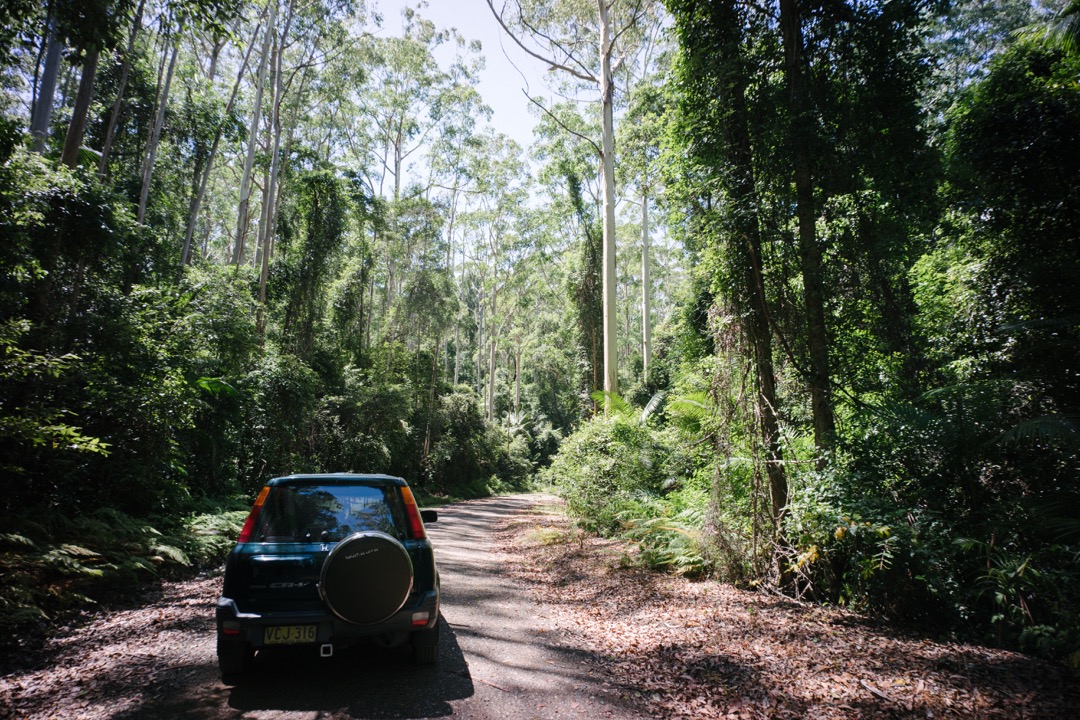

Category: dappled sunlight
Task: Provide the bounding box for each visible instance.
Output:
[503,502,1080,719]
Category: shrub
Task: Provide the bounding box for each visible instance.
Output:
[544,414,667,535]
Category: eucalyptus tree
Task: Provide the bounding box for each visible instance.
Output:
[457,130,530,420]
[487,0,661,401]
[128,1,239,218]
[181,9,263,265]
[351,7,483,344]
[232,0,275,265]
[618,75,667,382]
[98,0,146,175]
[532,101,604,411]
[7,0,135,163]
[248,0,356,331]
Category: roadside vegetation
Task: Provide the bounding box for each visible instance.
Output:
[542,0,1080,670]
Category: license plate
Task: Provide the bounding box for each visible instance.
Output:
[263,625,317,645]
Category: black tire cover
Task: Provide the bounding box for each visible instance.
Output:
[320,532,413,624]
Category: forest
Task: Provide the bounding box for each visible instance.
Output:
[0,0,1077,671]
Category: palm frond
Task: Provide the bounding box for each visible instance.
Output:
[999,414,1079,447]
[641,391,667,423]
[591,390,634,419]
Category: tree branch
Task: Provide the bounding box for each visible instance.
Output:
[485,0,597,84]
[524,90,602,157]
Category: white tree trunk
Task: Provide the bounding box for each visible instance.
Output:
[99,0,146,175]
[182,18,262,265]
[137,38,179,222]
[487,291,497,421]
[641,190,651,380]
[599,0,619,400]
[31,22,64,153]
[477,304,485,399]
[514,345,522,413]
[257,33,285,335]
[234,0,275,265]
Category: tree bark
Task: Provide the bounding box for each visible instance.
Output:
[487,290,497,421]
[514,344,522,413]
[257,33,284,336]
[598,0,619,401]
[477,304,485,400]
[99,0,146,176]
[779,0,835,458]
[673,0,788,527]
[183,17,263,265]
[641,188,652,380]
[234,0,275,265]
[31,21,64,154]
[137,37,179,221]
[61,46,100,168]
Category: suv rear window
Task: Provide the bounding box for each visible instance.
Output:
[253,484,404,542]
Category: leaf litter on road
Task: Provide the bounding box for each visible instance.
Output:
[495,499,1078,720]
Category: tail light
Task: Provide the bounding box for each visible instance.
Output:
[236,486,271,543]
[400,485,427,540]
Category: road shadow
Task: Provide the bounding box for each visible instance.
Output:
[229,617,472,718]
[108,617,473,719]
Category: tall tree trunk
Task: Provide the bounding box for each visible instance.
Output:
[61,46,100,168]
[99,0,146,176]
[778,0,835,458]
[487,292,497,421]
[454,249,463,385]
[255,0,303,289]
[477,304,485,400]
[514,345,522,413]
[31,21,64,153]
[256,37,284,336]
[598,0,619,400]
[234,0,276,265]
[183,17,263,265]
[453,321,461,385]
[137,37,179,222]
[641,188,652,380]
[673,0,788,529]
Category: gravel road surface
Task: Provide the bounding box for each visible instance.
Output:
[0,494,647,720]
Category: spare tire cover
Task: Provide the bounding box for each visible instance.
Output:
[320,532,413,624]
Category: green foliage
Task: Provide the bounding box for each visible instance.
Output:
[618,494,709,577]
[785,476,964,624]
[544,400,670,535]
[0,319,110,464]
[0,501,246,642]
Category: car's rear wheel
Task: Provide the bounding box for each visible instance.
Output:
[217,637,253,681]
[320,531,414,625]
[411,621,440,664]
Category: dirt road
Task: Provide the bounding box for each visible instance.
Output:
[0,494,645,720]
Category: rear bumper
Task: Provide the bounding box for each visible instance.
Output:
[216,590,439,649]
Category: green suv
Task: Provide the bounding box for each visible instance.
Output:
[215,474,440,678]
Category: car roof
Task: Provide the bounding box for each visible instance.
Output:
[267,473,408,488]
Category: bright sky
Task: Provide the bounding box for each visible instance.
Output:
[373,0,555,150]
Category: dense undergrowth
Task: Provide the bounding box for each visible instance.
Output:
[0,500,245,667]
[546,38,1080,670]
[547,387,1080,671]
